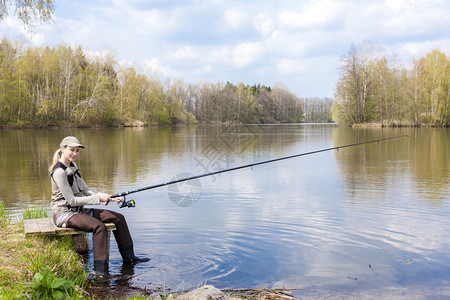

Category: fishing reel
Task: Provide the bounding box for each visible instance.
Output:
[119,196,135,208]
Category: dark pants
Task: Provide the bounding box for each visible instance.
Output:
[67,209,133,260]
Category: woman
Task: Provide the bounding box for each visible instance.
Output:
[49,136,149,278]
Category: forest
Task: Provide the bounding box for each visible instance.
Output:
[0,38,332,128]
[332,42,450,126]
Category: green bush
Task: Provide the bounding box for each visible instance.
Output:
[158,110,172,125]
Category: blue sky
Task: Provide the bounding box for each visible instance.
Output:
[1,0,449,97]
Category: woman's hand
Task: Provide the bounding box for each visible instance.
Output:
[99,193,122,203]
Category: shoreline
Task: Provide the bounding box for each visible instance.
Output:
[0,216,296,299]
[0,119,448,130]
[351,122,449,128]
[86,283,297,300]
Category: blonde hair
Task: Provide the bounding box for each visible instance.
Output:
[49,148,63,173]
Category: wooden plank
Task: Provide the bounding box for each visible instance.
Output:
[104,223,116,231]
[24,217,116,257]
[55,227,84,235]
[37,218,56,234]
[24,218,56,236]
[24,218,116,236]
[23,219,41,236]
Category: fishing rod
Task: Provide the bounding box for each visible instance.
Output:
[108,135,408,208]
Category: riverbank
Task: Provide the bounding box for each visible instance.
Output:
[0,205,296,299]
[2,119,447,130]
[350,120,449,127]
[0,223,88,298]
[86,284,296,300]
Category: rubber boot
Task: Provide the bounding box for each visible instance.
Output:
[93,259,109,279]
[119,244,150,264]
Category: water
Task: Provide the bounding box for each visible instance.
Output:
[1,125,450,297]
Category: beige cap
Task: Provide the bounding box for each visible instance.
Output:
[60,136,85,148]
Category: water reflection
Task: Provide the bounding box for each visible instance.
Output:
[1,125,450,297]
[332,127,450,207]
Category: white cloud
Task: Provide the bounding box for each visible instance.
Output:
[172,45,198,62]
[223,7,248,30]
[253,13,274,37]
[400,39,450,58]
[136,10,171,35]
[0,15,28,39]
[385,0,410,12]
[232,42,263,68]
[278,0,345,31]
[277,56,336,76]
[208,46,232,65]
[0,0,448,97]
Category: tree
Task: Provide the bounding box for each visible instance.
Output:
[165,79,192,124]
[332,43,449,126]
[0,37,336,127]
[0,38,21,124]
[0,0,55,31]
[388,52,402,124]
[373,57,390,126]
[424,50,448,126]
[332,44,361,125]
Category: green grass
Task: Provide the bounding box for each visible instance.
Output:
[21,203,50,220]
[0,201,9,226]
[0,205,88,299]
[22,235,87,286]
[0,204,180,299]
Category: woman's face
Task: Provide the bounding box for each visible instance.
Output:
[61,146,80,164]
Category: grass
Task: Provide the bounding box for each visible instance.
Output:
[0,203,282,299]
[0,201,9,226]
[0,204,88,299]
[0,204,198,299]
[21,203,50,220]
[0,204,158,299]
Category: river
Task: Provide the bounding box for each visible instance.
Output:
[1,125,449,298]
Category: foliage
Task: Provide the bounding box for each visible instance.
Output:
[0,220,86,298]
[172,80,332,124]
[0,37,332,128]
[22,235,86,284]
[23,270,83,300]
[20,235,87,298]
[0,0,55,31]
[333,42,450,126]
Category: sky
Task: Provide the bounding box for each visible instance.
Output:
[0,0,449,98]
